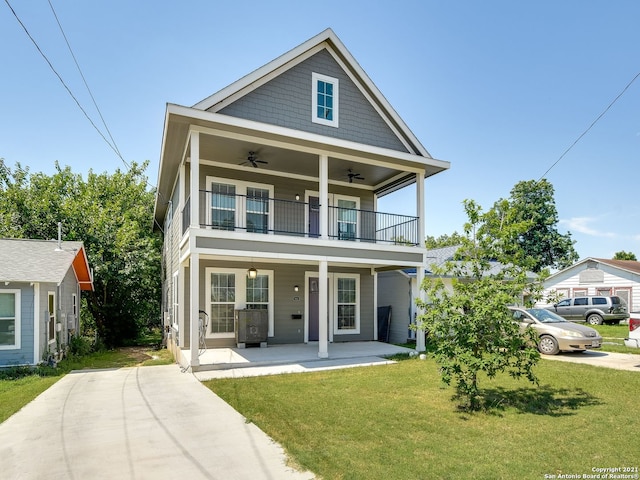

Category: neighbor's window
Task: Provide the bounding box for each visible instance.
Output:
[48,292,56,343]
[209,273,235,334]
[312,72,339,127]
[336,275,359,333]
[0,291,20,349]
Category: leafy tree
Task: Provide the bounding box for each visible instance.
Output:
[502,179,578,272]
[417,199,541,411]
[425,232,465,249]
[0,159,161,346]
[613,251,637,261]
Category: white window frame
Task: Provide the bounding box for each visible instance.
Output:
[334,273,360,335]
[48,291,56,344]
[312,72,339,127]
[206,177,274,234]
[0,289,21,350]
[305,191,360,240]
[205,267,274,338]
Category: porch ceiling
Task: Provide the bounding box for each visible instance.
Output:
[154,105,450,225]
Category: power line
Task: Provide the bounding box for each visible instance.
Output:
[47,0,123,160]
[539,71,640,180]
[3,0,131,170]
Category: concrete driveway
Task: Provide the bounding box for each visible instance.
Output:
[542,350,640,371]
[0,365,314,480]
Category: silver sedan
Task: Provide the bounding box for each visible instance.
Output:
[509,307,603,355]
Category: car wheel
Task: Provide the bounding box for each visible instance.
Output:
[538,335,560,355]
[587,314,603,325]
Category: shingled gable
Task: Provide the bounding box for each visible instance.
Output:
[192,28,431,158]
[0,238,93,291]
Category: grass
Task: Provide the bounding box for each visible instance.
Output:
[592,323,639,353]
[204,355,640,480]
[0,344,174,423]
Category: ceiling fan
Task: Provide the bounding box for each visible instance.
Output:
[347,168,364,183]
[240,151,268,168]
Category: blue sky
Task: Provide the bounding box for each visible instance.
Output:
[1,1,638,261]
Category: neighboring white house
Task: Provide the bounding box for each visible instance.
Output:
[536,258,640,312]
[153,28,450,370]
[0,238,93,367]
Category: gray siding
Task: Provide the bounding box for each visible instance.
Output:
[217,49,409,153]
[378,270,413,344]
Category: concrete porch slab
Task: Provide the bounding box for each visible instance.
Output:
[181,341,416,379]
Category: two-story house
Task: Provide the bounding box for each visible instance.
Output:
[154,28,450,370]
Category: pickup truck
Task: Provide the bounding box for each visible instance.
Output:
[624,313,640,348]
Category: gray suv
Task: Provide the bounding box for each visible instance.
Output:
[547,296,629,325]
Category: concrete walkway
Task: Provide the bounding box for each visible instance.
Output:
[542,350,640,371]
[0,365,314,480]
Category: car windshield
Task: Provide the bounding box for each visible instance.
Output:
[527,308,567,323]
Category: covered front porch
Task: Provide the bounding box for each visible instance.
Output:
[177,341,416,378]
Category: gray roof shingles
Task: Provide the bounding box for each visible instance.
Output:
[0,238,85,284]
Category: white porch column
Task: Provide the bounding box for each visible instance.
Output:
[319,154,329,240]
[415,263,426,352]
[373,270,378,341]
[416,171,425,245]
[190,131,200,229]
[318,259,329,358]
[190,252,200,368]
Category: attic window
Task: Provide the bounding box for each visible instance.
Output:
[312,72,339,127]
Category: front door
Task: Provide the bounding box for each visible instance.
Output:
[308,277,319,341]
[308,196,320,238]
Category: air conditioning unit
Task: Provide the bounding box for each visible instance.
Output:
[235,309,268,348]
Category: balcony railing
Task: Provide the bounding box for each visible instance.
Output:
[181,190,419,246]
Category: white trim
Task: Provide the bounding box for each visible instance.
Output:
[333,194,360,241]
[334,273,360,335]
[172,271,179,330]
[312,72,339,127]
[0,289,21,350]
[205,267,275,338]
[33,284,39,363]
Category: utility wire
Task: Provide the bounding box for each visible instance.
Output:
[47,0,123,160]
[539,71,640,180]
[3,0,131,170]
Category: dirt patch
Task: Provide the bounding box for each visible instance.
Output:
[119,346,154,365]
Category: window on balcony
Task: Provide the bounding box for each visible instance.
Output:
[206,177,274,233]
[337,198,357,241]
[210,182,236,231]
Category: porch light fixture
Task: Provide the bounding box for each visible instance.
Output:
[247,267,258,279]
[294,285,299,292]
[295,193,300,201]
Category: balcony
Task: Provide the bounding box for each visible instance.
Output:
[182,190,419,246]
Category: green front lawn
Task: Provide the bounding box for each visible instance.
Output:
[205,356,639,480]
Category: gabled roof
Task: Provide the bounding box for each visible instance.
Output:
[546,257,640,280]
[192,28,431,158]
[0,238,93,291]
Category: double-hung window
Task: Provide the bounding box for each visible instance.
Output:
[210,183,236,231]
[335,274,359,334]
[246,275,269,311]
[0,290,20,349]
[312,73,339,127]
[209,273,236,335]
